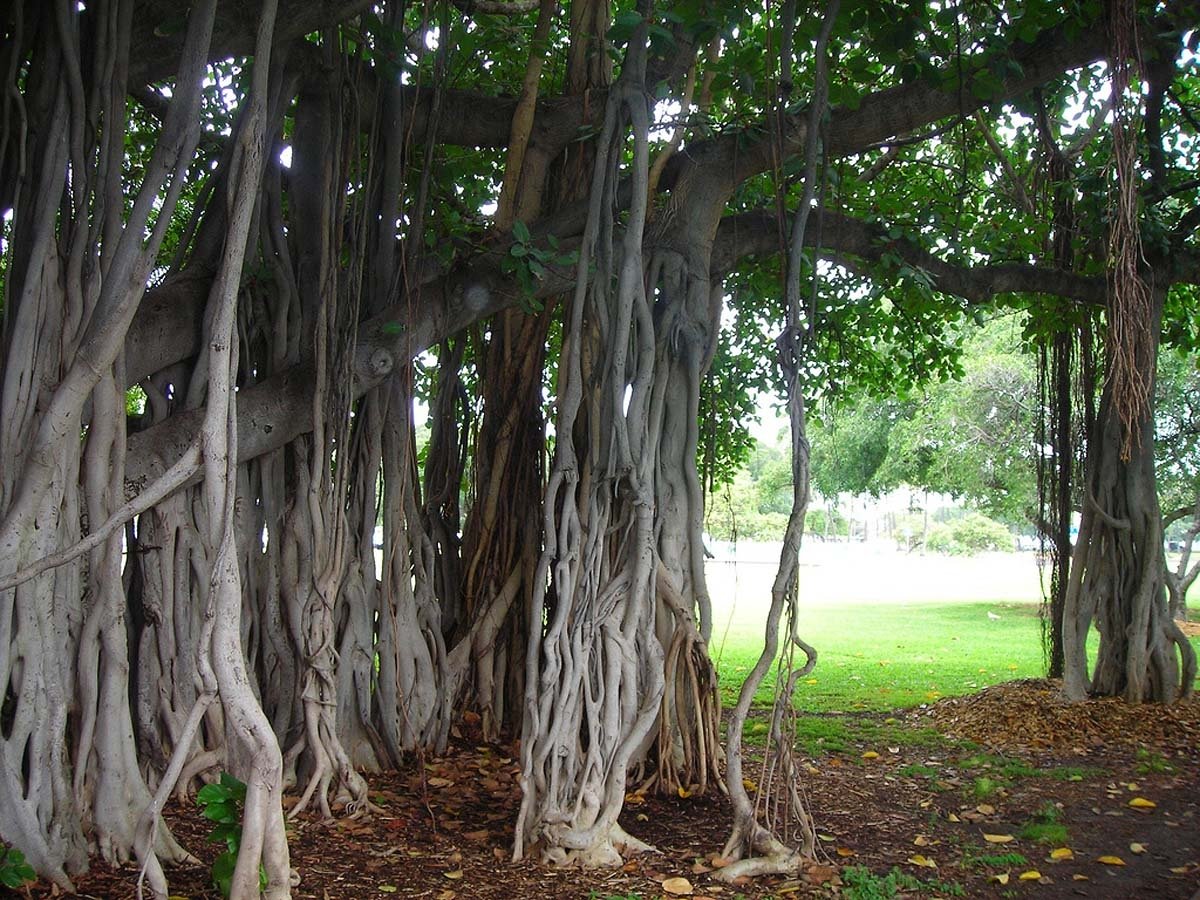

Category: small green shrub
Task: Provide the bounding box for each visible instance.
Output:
[197,772,267,897]
[1134,748,1175,775]
[1017,803,1068,845]
[0,845,36,890]
[927,513,1013,555]
[896,763,941,779]
[961,850,1028,869]
[842,865,964,899]
[969,776,1003,800]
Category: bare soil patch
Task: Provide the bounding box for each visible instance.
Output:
[20,682,1200,899]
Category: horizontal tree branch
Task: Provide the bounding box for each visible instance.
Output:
[713,209,1108,306]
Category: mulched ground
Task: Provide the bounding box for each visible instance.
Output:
[17,680,1200,900]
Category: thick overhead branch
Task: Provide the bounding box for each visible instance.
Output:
[127,201,1106,492]
[124,17,1109,384]
[123,18,1119,493]
[712,210,1108,306]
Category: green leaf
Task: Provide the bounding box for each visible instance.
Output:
[219,772,247,801]
[613,10,644,29]
[512,219,531,244]
[212,851,238,898]
[647,23,675,49]
[197,783,230,805]
[202,801,238,823]
[0,870,25,889]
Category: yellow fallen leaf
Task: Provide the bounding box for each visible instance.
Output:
[836,847,856,857]
[677,786,692,798]
[861,750,879,760]
[625,792,645,805]
[912,834,931,846]
[947,813,960,823]
[1128,797,1157,809]
[1073,873,1090,881]
[907,855,937,868]
[991,873,1010,885]
[742,778,758,792]
[1170,866,1190,874]
[1098,855,1126,866]
[976,803,995,815]
[379,887,398,894]
[636,813,648,822]
[1019,870,1042,881]
[1050,847,1074,860]
[444,870,464,880]
[983,833,1015,844]
[1130,842,1146,854]
[805,764,820,775]
[662,876,694,895]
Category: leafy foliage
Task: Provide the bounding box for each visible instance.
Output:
[197,772,266,897]
[926,512,1014,555]
[499,221,578,313]
[842,864,964,899]
[0,845,36,890]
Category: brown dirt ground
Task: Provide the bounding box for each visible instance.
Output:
[15,681,1200,900]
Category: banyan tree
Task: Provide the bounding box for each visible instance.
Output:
[0,0,1197,896]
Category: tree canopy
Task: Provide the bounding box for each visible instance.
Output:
[1,0,1198,896]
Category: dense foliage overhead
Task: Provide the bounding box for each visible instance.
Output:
[0,0,1198,896]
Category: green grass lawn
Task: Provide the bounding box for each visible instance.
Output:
[710,599,1200,713]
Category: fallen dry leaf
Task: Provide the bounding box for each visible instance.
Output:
[991,873,1010,885]
[443,870,464,880]
[861,750,879,760]
[1073,873,1090,881]
[804,865,838,886]
[912,834,931,846]
[662,876,694,895]
[946,813,961,823]
[1049,847,1074,860]
[836,847,856,857]
[1130,842,1146,854]
[1019,870,1042,881]
[982,833,1014,844]
[1097,855,1126,866]
[907,854,937,868]
[1128,797,1157,809]
[976,803,995,815]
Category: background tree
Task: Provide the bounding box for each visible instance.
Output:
[1,1,1198,895]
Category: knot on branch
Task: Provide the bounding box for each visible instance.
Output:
[775,325,806,381]
[368,347,395,377]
